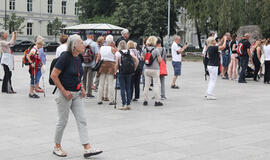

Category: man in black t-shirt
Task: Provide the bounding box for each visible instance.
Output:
[239,33,251,83]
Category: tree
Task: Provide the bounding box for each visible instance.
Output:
[78,0,117,23]
[260,0,270,37]
[114,0,178,40]
[0,13,25,34]
[47,17,64,41]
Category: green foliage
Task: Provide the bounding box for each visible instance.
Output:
[78,0,116,23]
[114,0,178,39]
[47,17,65,41]
[0,13,25,34]
[179,0,270,38]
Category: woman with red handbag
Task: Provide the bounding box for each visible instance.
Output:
[156,37,168,100]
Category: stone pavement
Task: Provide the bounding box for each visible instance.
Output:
[0,55,270,160]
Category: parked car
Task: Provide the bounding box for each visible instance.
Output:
[43,42,60,52]
[11,40,34,52]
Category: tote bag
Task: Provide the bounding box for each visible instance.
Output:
[159,59,167,76]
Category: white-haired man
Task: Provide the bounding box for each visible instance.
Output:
[116,29,129,47]
[171,35,187,89]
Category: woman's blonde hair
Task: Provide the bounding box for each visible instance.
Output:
[265,38,270,46]
[207,37,215,47]
[97,36,104,46]
[146,36,157,46]
[36,39,44,46]
[127,40,135,49]
[118,40,127,50]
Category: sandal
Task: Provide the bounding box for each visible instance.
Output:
[171,85,179,89]
[36,88,44,93]
[53,147,67,157]
[103,98,109,101]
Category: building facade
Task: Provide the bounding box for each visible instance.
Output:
[0,0,79,42]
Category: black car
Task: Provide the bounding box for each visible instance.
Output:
[44,42,60,52]
[11,40,34,52]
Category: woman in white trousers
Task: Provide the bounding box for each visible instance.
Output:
[206,36,227,100]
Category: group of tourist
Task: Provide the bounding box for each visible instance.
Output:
[203,32,270,100]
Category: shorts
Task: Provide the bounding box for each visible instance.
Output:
[172,61,181,76]
[29,68,41,86]
[222,54,231,67]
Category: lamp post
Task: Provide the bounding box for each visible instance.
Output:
[167,0,170,54]
[4,0,7,30]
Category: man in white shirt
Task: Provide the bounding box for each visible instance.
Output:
[55,34,68,58]
[171,36,187,89]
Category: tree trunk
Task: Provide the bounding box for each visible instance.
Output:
[195,19,202,49]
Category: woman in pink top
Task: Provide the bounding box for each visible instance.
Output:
[0,30,16,93]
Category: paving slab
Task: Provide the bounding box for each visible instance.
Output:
[0,55,270,160]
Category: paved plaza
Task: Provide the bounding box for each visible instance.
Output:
[0,55,270,160]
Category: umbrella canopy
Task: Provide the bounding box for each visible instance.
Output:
[63,23,125,30]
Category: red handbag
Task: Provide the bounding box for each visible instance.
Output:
[159,59,168,76]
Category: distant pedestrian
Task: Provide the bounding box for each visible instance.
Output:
[116,40,138,110]
[56,34,68,58]
[93,36,105,90]
[116,29,130,47]
[205,36,227,100]
[171,36,187,89]
[221,33,232,79]
[34,36,46,93]
[156,37,167,100]
[228,34,238,80]
[97,35,117,105]
[238,33,252,83]
[50,34,102,158]
[129,41,142,101]
[27,39,44,98]
[82,34,99,98]
[263,38,270,83]
[252,40,262,81]
[142,36,163,106]
[0,30,16,94]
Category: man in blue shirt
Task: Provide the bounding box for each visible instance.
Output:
[83,34,99,97]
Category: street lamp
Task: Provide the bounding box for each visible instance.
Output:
[167,0,170,54]
[4,0,7,30]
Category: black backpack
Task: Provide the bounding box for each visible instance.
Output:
[49,52,71,85]
[119,50,135,74]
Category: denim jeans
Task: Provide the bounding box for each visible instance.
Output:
[119,74,132,106]
[116,73,120,88]
[239,56,249,82]
[30,68,41,86]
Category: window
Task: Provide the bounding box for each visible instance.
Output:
[47,23,53,36]
[62,1,67,15]
[27,23,33,35]
[9,0,15,10]
[48,0,53,13]
[75,2,79,15]
[27,0,32,12]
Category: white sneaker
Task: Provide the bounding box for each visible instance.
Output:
[84,148,103,158]
[119,105,127,110]
[206,95,217,100]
